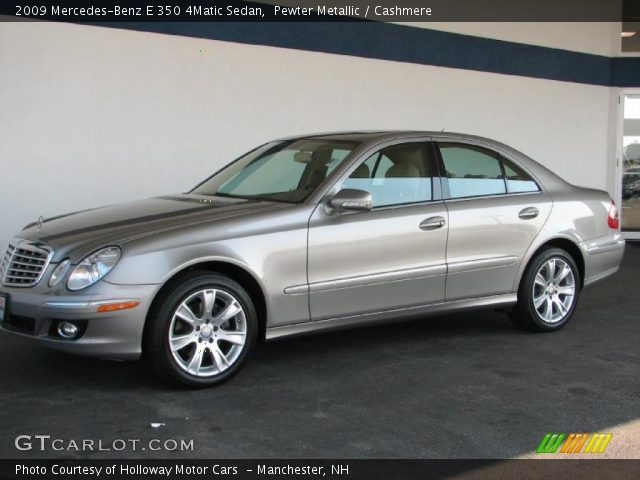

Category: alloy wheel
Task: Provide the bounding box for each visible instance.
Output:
[532,258,576,324]
[168,288,247,377]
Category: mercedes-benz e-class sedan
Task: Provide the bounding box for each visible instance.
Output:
[0,132,625,387]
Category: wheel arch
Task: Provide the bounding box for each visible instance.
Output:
[519,237,585,291]
[143,260,268,343]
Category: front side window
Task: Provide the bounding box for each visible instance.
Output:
[341,143,434,207]
[192,139,357,203]
[438,143,507,199]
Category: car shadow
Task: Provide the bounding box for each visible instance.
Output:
[2,308,520,392]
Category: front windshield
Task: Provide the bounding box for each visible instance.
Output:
[192,139,358,203]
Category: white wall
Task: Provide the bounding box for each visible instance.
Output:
[0,21,619,244]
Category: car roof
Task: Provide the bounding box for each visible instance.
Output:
[279,130,506,146]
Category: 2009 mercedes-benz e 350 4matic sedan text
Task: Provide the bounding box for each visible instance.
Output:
[0,132,625,387]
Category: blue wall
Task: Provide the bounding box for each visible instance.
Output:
[93,21,640,87]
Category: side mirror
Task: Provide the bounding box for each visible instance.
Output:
[326,189,372,214]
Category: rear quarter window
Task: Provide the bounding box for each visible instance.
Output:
[502,158,540,193]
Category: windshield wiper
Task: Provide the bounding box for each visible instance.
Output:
[198,191,298,204]
[208,192,251,200]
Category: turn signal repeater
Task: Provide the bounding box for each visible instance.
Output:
[607,200,619,229]
[96,300,140,313]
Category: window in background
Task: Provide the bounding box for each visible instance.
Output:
[622,94,640,232]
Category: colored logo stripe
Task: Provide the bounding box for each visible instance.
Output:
[537,433,566,453]
[584,433,613,454]
[537,433,612,454]
[562,433,589,453]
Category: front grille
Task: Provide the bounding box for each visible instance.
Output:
[0,241,54,287]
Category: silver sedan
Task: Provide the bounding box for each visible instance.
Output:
[0,132,625,387]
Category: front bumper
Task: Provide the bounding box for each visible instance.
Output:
[0,281,160,360]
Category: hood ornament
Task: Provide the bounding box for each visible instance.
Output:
[36,216,44,232]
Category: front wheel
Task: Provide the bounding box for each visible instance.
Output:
[144,271,257,388]
[510,248,580,332]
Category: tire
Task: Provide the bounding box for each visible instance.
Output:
[510,248,581,332]
[143,271,258,388]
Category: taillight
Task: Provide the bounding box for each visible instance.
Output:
[607,200,619,229]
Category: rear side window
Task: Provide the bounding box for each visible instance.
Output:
[438,143,507,198]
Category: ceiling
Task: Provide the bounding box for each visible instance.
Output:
[623,0,640,52]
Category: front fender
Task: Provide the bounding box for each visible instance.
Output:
[105,244,252,286]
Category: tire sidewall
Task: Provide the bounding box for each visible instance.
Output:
[147,273,258,388]
[519,248,581,331]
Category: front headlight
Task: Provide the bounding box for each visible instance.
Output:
[67,246,121,291]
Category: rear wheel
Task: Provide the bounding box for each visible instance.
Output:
[510,248,580,332]
[144,271,257,388]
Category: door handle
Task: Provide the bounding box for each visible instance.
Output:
[419,216,446,230]
[518,207,539,220]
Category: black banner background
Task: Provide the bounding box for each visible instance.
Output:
[0,0,631,22]
[2,459,640,480]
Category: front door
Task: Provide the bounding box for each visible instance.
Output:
[307,141,448,320]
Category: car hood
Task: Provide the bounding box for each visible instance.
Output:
[19,194,289,258]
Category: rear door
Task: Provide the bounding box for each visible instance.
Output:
[434,140,552,300]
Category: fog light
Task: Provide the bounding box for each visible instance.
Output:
[57,321,79,339]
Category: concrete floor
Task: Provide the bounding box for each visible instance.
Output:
[1,244,638,459]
